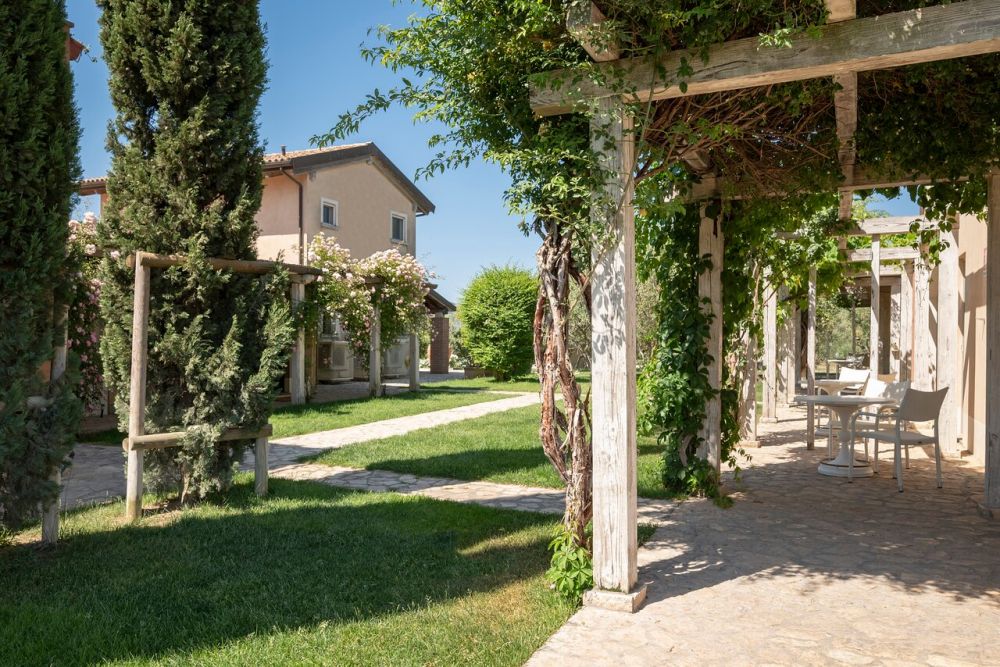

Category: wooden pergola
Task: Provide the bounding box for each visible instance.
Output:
[529,0,1000,611]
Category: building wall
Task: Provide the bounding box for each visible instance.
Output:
[300,159,418,260]
[256,173,304,262]
[957,213,988,466]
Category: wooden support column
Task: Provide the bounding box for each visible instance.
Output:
[762,272,778,423]
[913,254,933,390]
[369,302,382,397]
[586,97,644,611]
[870,234,881,374]
[900,261,914,381]
[290,282,306,404]
[806,269,817,450]
[786,306,800,403]
[125,260,151,522]
[937,226,961,454]
[254,435,268,497]
[42,304,70,544]
[737,330,758,447]
[981,169,1000,516]
[890,280,902,377]
[408,332,420,390]
[777,292,795,407]
[697,206,724,474]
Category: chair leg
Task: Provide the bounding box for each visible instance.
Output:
[848,441,854,483]
[864,438,869,462]
[873,441,879,474]
[904,442,910,469]
[895,441,904,492]
[934,440,943,489]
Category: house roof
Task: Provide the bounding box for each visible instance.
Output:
[78,142,436,215]
[424,288,456,315]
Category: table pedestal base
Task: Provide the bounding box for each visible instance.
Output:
[818,457,874,478]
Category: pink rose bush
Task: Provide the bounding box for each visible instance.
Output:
[66,213,106,412]
[308,234,430,361]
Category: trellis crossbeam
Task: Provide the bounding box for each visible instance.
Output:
[530,0,1000,116]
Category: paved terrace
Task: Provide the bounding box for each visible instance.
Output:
[530,406,1000,666]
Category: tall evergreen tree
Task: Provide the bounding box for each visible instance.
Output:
[98,0,292,500]
[0,0,82,531]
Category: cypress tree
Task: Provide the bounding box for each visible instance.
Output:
[0,0,82,531]
[98,0,292,500]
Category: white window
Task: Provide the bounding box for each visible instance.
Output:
[321,198,338,228]
[390,212,407,243]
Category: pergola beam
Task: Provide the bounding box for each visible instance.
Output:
[567,1,620,62]
[687,169,963,201]
[530,0,1000,116]
[844,246,921,262]
[842,216,939,236]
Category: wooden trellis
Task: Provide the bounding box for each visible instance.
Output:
[122,251,321,522]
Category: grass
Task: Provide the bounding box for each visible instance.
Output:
[78,387,513,444]
[426,371,592,395]
[311,405,672,499]
[1,477,573,666]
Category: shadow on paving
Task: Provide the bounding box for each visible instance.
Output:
[638,412,1000,607]
[0,478,556,666]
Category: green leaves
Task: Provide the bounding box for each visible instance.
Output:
[458,266,538,380]
[546,525,594,604]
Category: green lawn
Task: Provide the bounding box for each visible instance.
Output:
[311,405,670,499]
[79,387,513,444]
[426,372,591,395]
[1,477,573,666]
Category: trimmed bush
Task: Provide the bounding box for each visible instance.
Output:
[0,0,82,530]
[458,266,537,380]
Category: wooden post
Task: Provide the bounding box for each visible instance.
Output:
[290,282,306,404]
[254,435,268,497]
[696,206,723,474]
[125,261,151,522]
[786,306,800,403]
[870,234,881,374]
[889,280,901,377]
[737,330,758,447]
[913,254,933,390]
[807,268,817,450]
[937,226,961,454]
[42,304,70,544]
[408,332,420,390]
[900,261,914,381]
[777,291,795,407]
[762,272,778,422]
[585,97,644,611]
[369,302,382,397]
[982,169,1000,515]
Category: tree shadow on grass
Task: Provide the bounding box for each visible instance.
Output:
[0,478,559,666]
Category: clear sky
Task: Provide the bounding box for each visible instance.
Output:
[67,1,918,302]
[67,0,540,304]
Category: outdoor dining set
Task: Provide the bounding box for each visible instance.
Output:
[795,369,949,491]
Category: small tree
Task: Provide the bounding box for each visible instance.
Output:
[0,0,82,531]
[98,0,292,501]
[458,266,537,380]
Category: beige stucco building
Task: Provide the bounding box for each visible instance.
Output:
[80,142,453,390]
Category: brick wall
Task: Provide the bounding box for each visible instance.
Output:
[430,315,450,373]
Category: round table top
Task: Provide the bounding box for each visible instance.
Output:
[814,379,862,392]
[795,394,893,408]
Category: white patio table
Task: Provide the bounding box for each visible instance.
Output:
[794,394,896,479]
[814,378,862,396]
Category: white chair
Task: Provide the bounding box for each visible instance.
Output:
[854,387,948,492]
[851,379,909,460]
[816,370,879,457]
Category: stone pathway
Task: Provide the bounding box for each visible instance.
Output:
[61,391,540,508]
[270,462,678,523]
[528,406,1000,667]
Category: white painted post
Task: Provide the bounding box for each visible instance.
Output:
[982,169,1000,515]
[900,261,914,381]
[762,273,778,423]
[870,234,881,375]
[913,254,933,390]
[786,306,800,403]
[369,302,382,397]
[42,304,70,544]
[937,226,960,454]
[738,330,758,447]
[254,435,268,497]
[125,261,151,522]
[890,280,901,378]
[290,281,306,404]
[807,268,817,450]
[586,97,644,611]
[408,332,420,391]
[696,206,723,474]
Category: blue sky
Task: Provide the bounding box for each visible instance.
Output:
[67,1,917,302]
[68,0,539,304]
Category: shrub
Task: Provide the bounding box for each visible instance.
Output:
[458,266,537,380]
[0,0,82,530]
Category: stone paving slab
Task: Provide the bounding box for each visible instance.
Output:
[270,462,679,523]
[527,406,1000,667]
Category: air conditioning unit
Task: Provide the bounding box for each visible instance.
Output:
[381,336,409,378]
[318,339,354,382]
